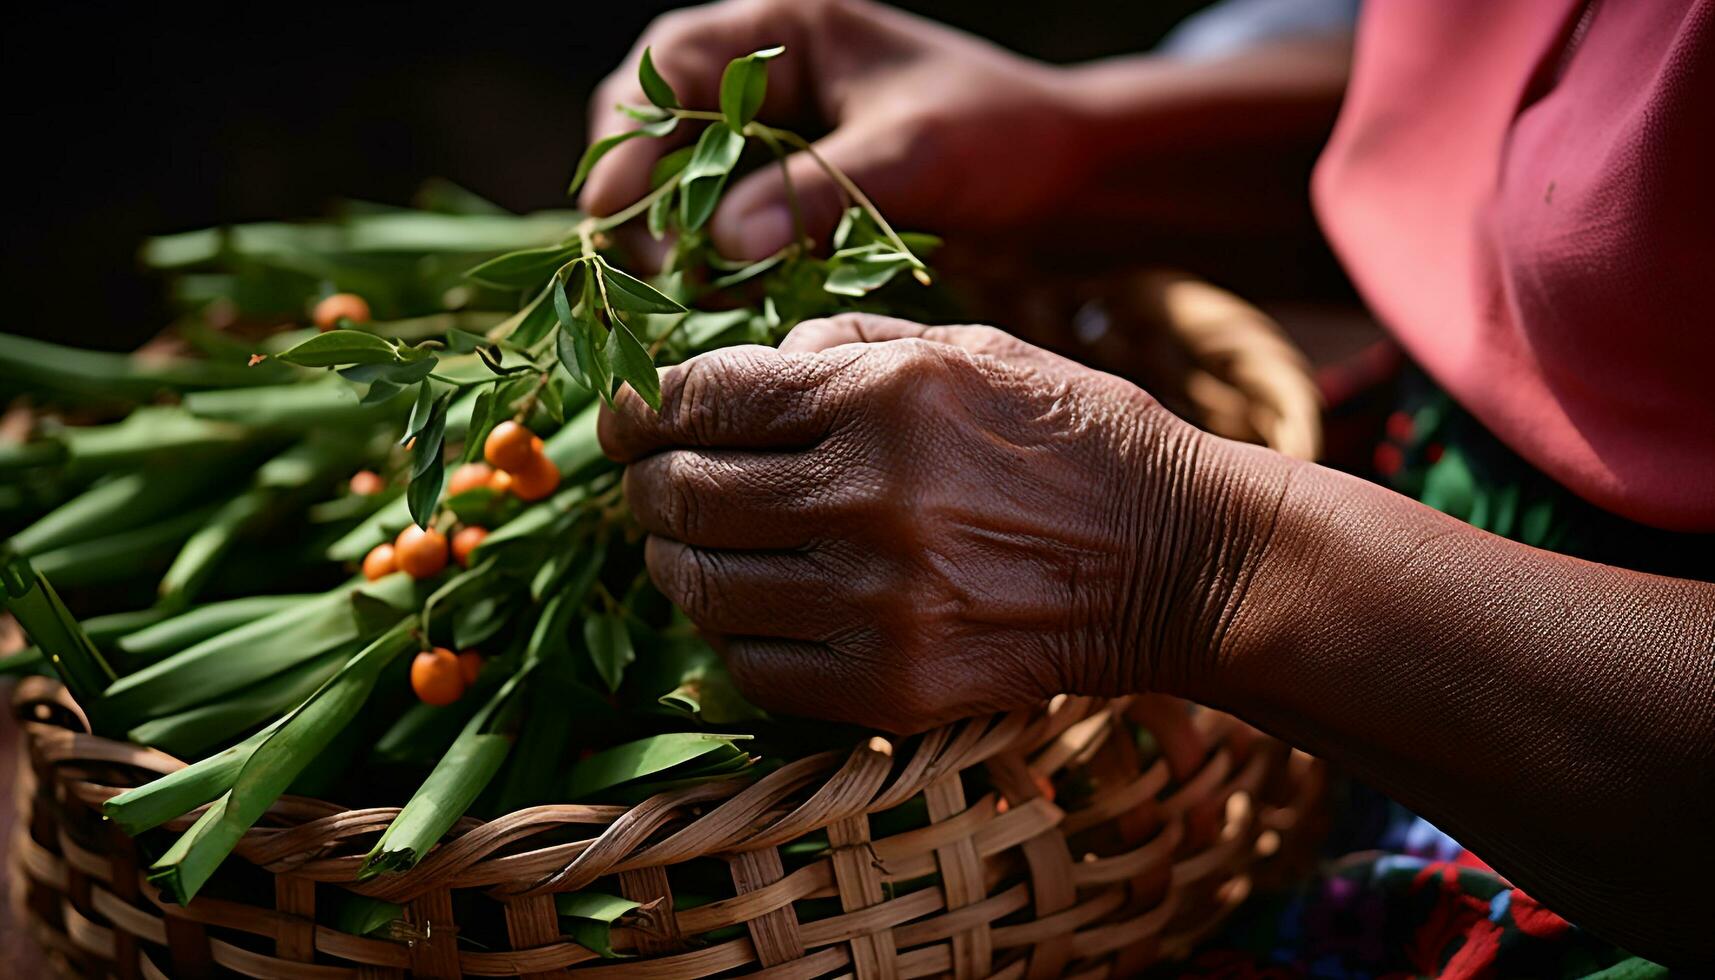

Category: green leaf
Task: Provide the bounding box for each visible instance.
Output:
[566,732,752,800]
[824,253,912,297]
[360,668,528,877]
[539,376,565,424]
[9,465,224,557]
[103,575,421,725]
[605,319,662,411]
[334,896,405,938]
[679,123,746,232]
[466,243,579,288]
[567,117,677,195]
[558,892,643,958]
[597,260,687,315]
[638,47,679,109]
[719,46,784,129]
[494,283,559,347]
[0,554,117,726]
[402,382,435,445]
[272,330,399,368]
[146,623,416,903]
[583,613,635,693]
[129,647,348,758]
[647,189,674,239]
[652,146,695,187]
[410,394,451,480]
[104,720,285,835]
[115,594,316,665]
[444,327,488,354]
[360,378,406,406]
[615,103,671,123]
[407,457,444,531]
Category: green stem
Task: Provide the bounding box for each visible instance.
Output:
[752,128,811,251]
[756,124,929,281]
[587,172,684,234]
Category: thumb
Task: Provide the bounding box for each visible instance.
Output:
[710,122,917,261]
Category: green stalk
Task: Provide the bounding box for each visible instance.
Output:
[57,407,253,476]
[181,379,408,429]
[128,646,350,758]
[0,332,272,400]
[103,573,420,726]
[29,504,222,588]
[103,720,285,835]
[8,466,222,557]
[0,552,117,729]
[147,620,417,904]
[326,495,411,562]
[359,664,530,878]
[159,436,361,604]
[115,593,314,665]
[0,606,172,676]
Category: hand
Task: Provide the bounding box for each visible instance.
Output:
[599,313,1238,733]
[580,0,1086,260]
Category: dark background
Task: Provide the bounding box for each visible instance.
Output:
[3,0,1347,353]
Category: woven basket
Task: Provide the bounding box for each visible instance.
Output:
[9,270,1326,979]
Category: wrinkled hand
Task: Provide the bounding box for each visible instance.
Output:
[600,313,1221,733]
[580,0,1084,260]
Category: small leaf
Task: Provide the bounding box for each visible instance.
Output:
[559,892,643,958]
[495,284,559,347]
[824,254,912,297]
[385,358,439,384]
[647,189,674,239]
[407,457,444,530]
[679,123,746,232]
[402,383,436,445]
[444,328,487,354]
[615,103,671,123]
[567,117,677,195]
[652,146,695,187]
[584,614,635,693]
[410,394,451,480]
[638,47,679,109]
[361,378,406,406]
[466,243,580,289]
[605,319,661,411]
[538,377,565,424]
[566,732,752,800]
[274,330,399,368]
[597,261,686,315]
[719,46,784,129]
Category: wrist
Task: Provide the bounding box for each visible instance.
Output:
[1120,423,1300,701]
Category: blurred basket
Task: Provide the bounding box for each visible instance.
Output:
[10,270,1325,979]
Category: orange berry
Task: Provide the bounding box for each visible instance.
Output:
[451,525,488,566]
[394,525,449,579]
[457,650,484,685]
[313,293,371,332]
[361,543,398,581]
[410,648,465,706]
[349,469,385,496]
[531,436,544,453]
[484,421,537,472]
[447,462,494,497]
[488,469,513,494]
[508,454,560,501]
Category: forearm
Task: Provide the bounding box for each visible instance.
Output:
[1171,438,1715,966]
[1053,34,1352,236]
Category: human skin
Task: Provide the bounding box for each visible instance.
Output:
[600,315,1715,970]
[579,0,1350,260]
[586,0,1714,967]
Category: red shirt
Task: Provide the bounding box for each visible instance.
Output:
[1313,0,1715,531]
